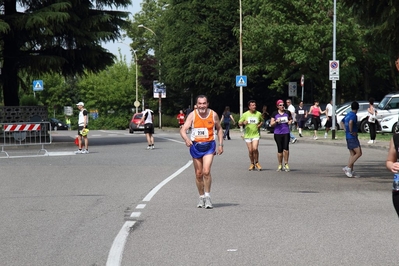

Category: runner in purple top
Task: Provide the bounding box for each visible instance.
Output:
[270,99,293,172]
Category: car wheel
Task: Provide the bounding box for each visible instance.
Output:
[360,120,369,133]
[394,122,399,134]
[129,128,133,134]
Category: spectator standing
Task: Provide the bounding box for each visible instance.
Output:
[179,95,224,209]
[296,101,307,137]
[270,99,293,172]
[177,110,185,128]
[324,100,333,138]
[340,101,362,178]
[65,116,71,131]
[367,97,377,144]
[238,100,264,171]
[75,102,89,154]
[286,99,298,143]
[261,105,270,131]
[309,100,324,140]
[220,106,235,140]
[138,104,155,150]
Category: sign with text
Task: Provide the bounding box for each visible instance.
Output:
[153,80,166,98]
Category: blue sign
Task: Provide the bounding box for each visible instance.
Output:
[33,80,43,91]
[236,75,247,87]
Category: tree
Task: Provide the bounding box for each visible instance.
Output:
[0,0,131,106]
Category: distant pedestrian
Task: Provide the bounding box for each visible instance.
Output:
[238,100,264,171]
[367,97,377,144]
[220,106,235,140]
[286,99,298,143]
[65,116,71,131]
[340,101,362,178]
[271,99,293,172]
[75,102,89,154]
[324,100,333,138]
[177,110,185,128]
[296,101,307,137]
[309,100,324,140]
[138,104,155,150]
[261,105,270,131]
[179,95,224,209]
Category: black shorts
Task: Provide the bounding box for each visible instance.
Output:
[78,126,88,136]
[325,116,332,128]
[144,123,154,134]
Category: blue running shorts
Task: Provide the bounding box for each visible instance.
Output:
[190,141,216,159]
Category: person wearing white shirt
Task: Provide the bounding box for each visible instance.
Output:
[286,99,297,144]
[324,100,333,138]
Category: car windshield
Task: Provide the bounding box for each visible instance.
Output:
[378,97,390,109]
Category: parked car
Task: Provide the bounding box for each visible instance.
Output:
[380,115,399,133]
[129,113,144,133]
[369,92,399,133]
[49,118,68,130]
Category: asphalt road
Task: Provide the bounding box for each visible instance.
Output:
[0,129,397,266]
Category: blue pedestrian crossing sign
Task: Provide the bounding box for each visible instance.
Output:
[33,80,44,91]
[236,75,247,87]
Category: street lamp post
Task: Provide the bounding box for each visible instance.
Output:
[331,0,337,140]
[118,42,140,114]
[239,0,243,117]
[132,49,140,114]
[138,24,162,129]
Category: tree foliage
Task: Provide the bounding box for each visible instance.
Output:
[0,0,131,106]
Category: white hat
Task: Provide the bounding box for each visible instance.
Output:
[76,102,84,106]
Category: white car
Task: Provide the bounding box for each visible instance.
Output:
[380,115,399,133]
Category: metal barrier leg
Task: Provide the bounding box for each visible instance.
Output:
[37,144,49,156]
[1,146,10,158]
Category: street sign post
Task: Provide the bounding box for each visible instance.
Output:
[329,60,340,80]
[236,75,247,87]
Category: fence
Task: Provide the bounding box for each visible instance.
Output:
[0,122,52,158]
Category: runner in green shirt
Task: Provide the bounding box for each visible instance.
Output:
[238,100,264,171]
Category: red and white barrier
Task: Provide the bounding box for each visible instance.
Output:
[4,124,41,132]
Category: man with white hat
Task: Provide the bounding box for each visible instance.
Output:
[75,102,89,154]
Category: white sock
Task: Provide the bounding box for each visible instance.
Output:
[199,195,205,198]
[204,192,210,197]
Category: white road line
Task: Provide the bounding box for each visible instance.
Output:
[143,160,192,201]
[155,136,185,144]
[106,160,193,266]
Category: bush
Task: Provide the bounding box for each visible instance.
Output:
[20,95,39,106]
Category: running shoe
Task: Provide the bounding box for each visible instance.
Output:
[342,166,353,178]
[276,165,283,172]
[146,146,152,150]
[367,140,374,144]
[291,138,298,144]
[204,196,213,209]
[75,149,82,154]
[82,149,89,154]
[197,197,205,208]
[299,133,303,137]
[248,164,255,171]
[255,162,262,171]
[284,164,290,172]
[151,145,155,149]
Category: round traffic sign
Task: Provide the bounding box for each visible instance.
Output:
[134,101,141,107]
